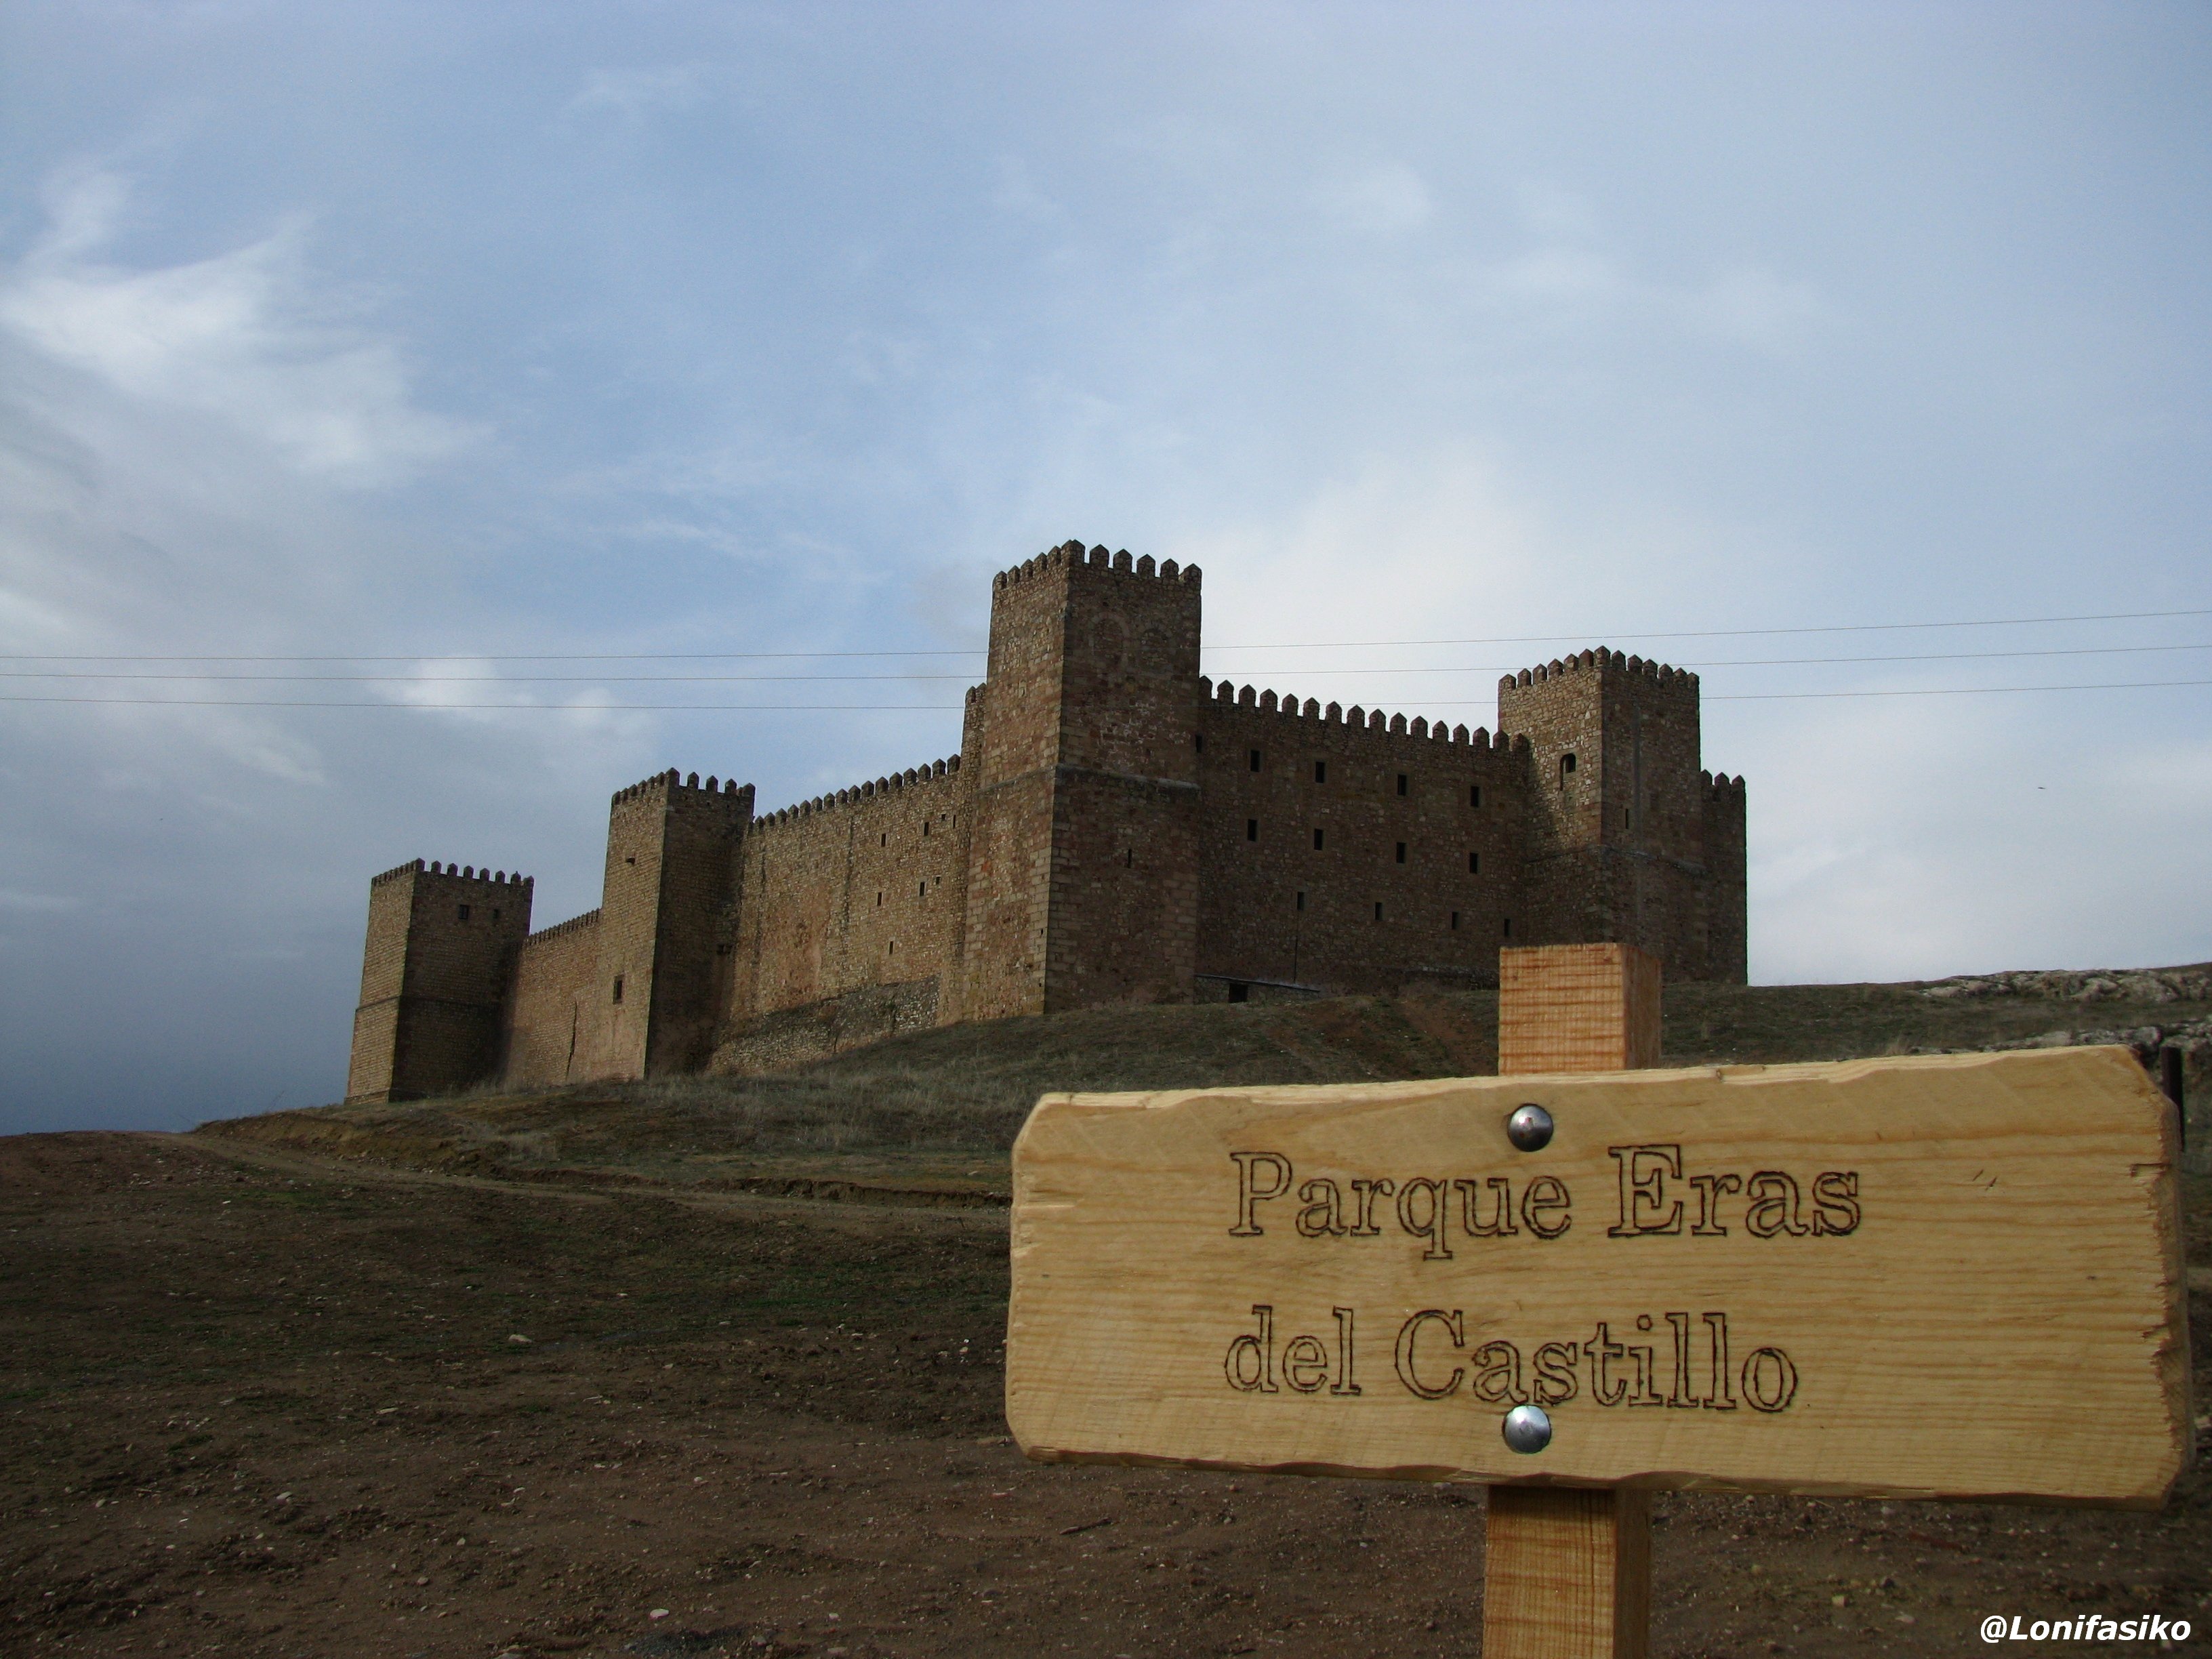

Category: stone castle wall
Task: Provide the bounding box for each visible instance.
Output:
[344,543,1748,1102]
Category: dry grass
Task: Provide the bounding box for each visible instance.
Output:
[199,965,2212,1189]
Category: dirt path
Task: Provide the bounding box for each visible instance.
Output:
[3,1132,2206,1658]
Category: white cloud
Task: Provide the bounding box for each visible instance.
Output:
[0,171,478,488]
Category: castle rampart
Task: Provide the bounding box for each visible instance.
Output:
[344,544,1748,1101]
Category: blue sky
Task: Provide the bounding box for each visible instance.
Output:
[2,2,2207,1132]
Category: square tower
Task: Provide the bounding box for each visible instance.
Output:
[346,861,533,1103]
[1499,649,1741,983]
[954,542,1204,1021]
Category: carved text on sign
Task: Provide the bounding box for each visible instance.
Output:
[1228,1144,1861,1250]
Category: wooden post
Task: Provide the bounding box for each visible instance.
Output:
[1484,943,1660,1659]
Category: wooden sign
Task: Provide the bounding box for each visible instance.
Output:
[1006,1046,2190,1506]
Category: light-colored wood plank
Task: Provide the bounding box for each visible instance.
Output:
[1488,943,1654,1659]
[1483,1487,1649,1659]
[1498,943,1660,1075]
[1004,1046,2190,1504]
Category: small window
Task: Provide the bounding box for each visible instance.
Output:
[1312,827,1325,851]
[922,820,929,838]
[918,880,927,899]
[1450,911,1460,930]
[880,832,887,846]
[1561,753,1577,785]
[1296,890,1306,913]
[1374,901,1385,922]
[1395,842,1406,865]
[1624,807,1633,828]
[1194,733,1204,752]
[1250,748,1262,773]
[1125,848,1134,867]
[876,891,883,907]
[1396,773,1408,796]
[889,940,898,955]
[1228,982,1249,1004]
[491,908,500,922]
[456,903,470,922]
[612,975,624,1004]
[1313,760,1327,784]
[1469,851,1479,874]
[1470,784,1481,808]
[1502,917,1513,938]
[1246,819,1258,842]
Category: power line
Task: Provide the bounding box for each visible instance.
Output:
[3,640,2209,684]
[6,678,2209,711]
[4,604,2208,665]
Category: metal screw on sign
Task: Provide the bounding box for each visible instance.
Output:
[1506,1103,1553,1151]
[1502,1404,1553,1454]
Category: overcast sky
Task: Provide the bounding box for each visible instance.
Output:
[2,2,2207,1134]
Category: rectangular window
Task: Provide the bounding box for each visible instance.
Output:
[1471,784,1481,808]
[1396,773,1408,796]
[1450,911,1460,930]
[1502,917,1512,938]
[1395,842,1407,864]
[491,908,500,923]
[612,975,624,1004]
[1374,901,1384,922]
[876,892,883,907]
[1296,890,1306,913]
[1194,733,1204,753]
[1469,851,1479,874]
[918,880,927,899]
[1246,819,1258,842]
[456,903,470,922]
[1313,760,1326,783]
[922,820,929,837]
[1312,827,1324,851]
[1250,748,1262,772]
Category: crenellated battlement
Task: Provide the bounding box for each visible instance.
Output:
[750,754,962,832]
[348,544,1744,1103]
[1201,676,1519,752]
[373,858,533,889]
[526,907,602,945]
[994,539,1202,590]
[1500,647,1697,693]
[611,768,754,807]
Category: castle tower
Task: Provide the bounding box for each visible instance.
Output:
[345,861,533,1103]
[1498,650,1744,983]
[592,771,754,1079]
[953,542,1204,1021]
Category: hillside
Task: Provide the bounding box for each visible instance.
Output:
[199,964,2212,1193]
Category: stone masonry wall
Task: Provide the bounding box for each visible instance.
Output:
[1196,687,1526,994]
[501,908,603,1088]
[346,861,532,1103]
[722,758,968,1039]
[348,546,1748,1100]
[1038,547,1203,1012]
[1498,649,1739,984]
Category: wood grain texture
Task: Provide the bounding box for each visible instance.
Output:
[1488,941,1654,1659]
[1004,1047,2190,1504]
[1498,943,1661,1075]
[1483,1488,1650,1659]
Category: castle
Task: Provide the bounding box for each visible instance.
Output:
[345,543,1746,1103]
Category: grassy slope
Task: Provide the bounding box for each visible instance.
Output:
[198,966,2212,1193]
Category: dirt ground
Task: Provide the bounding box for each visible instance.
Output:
[3,1132,2207,1659]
